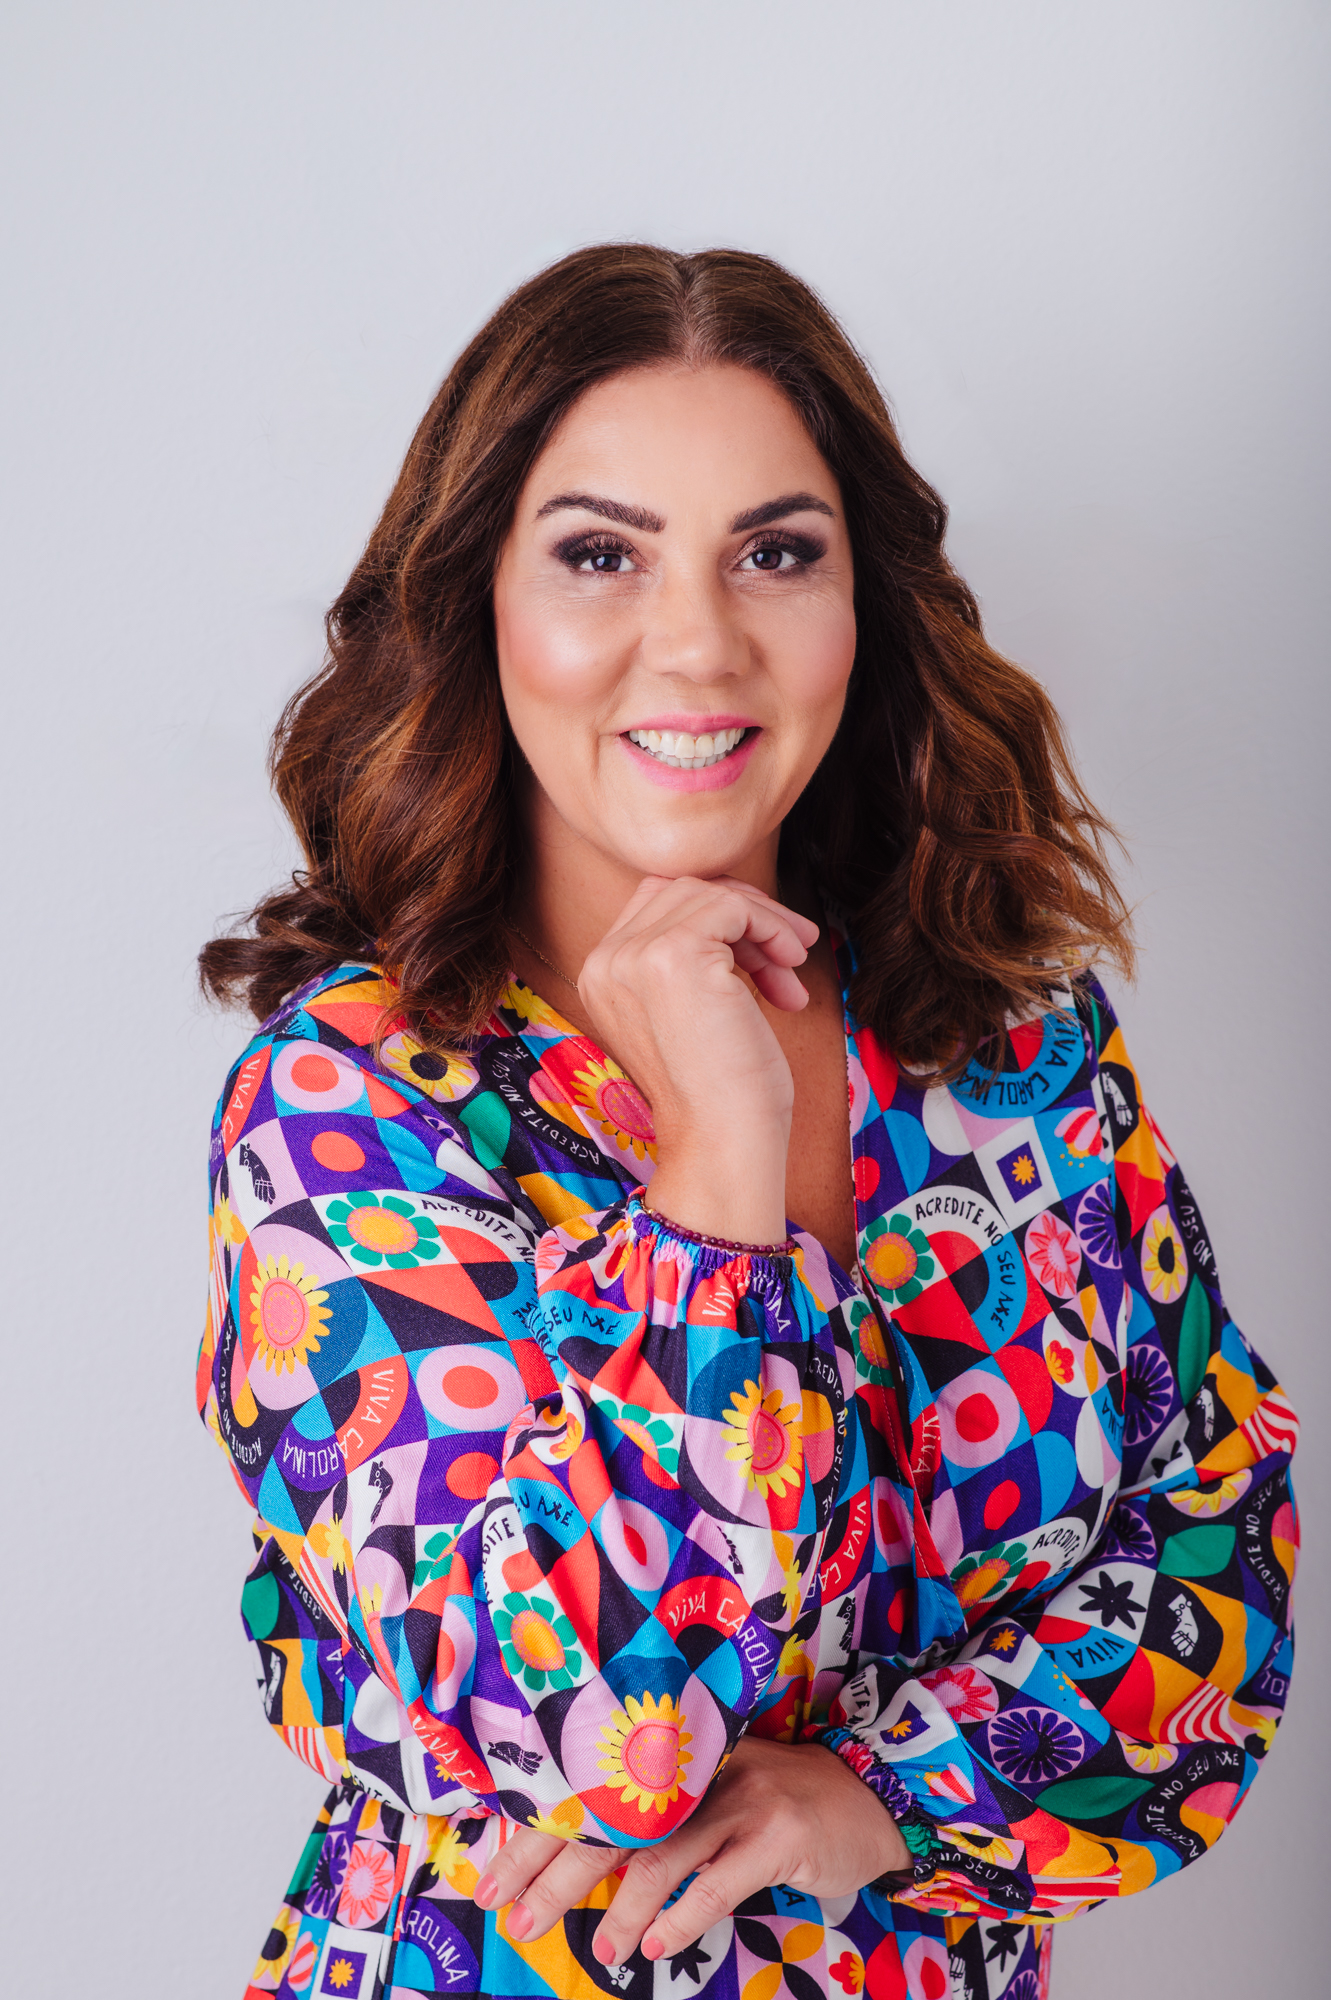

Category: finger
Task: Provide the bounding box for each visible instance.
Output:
[709,877,820,950]
[611,875,817,961]
[506,1839,630,1943]
[727,943,810,1013]
[641,1843,767,1961]
[748,961,810,1012]
[591,1820,735,1969]
[473,1827,564,1911]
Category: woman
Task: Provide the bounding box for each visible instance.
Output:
[199,246,1298,2000]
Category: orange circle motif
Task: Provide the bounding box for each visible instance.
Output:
[510,1610,566,1672]
[311,1130,367,1172]
[346,1206,419,1254]
[621,1721,680,1792]
[290,1052,341,1094]
[260,1280,308,1348]
[445,1451,499,1500]
[441,1365,498,1409]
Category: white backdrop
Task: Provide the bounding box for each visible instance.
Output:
[2,4,1325,1995]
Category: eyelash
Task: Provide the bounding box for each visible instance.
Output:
[553,528,827,573]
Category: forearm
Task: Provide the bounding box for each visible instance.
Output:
[645,1117,789,1246]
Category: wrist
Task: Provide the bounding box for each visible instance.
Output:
[645,1143,787,1248]
[637,1199,795,1259]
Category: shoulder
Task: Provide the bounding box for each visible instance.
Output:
[209,960,497,1186]
[208,962,547,1284]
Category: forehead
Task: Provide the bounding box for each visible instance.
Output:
[523,363,837,512]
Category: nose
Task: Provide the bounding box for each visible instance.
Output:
[638,564,749,685]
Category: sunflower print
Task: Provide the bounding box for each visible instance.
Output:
[1118,1734,1179,1772]
[249,1901,300,1989]
[381,1029,480,1103]
[722,1379,804,1497]
[502,978,567,1032]
[525,1796,586,1839]
[248,1254,330,1372]
[202,958,1297,2000]
[571,1054,656,1159]
[597,1692,693,1813]
[1141,1203,1188,1303]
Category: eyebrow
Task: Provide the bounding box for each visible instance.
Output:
[535,492,665,532]
[532,488,836,536]
[728,491,835,533]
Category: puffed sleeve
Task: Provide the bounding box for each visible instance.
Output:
[198,1025,850,1845]
[817,979,1298,1919]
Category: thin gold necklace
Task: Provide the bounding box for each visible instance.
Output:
[509,922,581,994]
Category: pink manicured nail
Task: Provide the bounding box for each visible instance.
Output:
[593,1936,618,1966]
[474,1874,498,1908]
[643,1937,664,1961]
[508,1902,532,1937]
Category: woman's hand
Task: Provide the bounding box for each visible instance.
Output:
[578,874,819,1244]
[472,1737,910,1965]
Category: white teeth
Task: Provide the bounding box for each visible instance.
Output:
[626,725,747,769]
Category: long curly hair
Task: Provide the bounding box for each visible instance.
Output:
[200,243,1132,1077]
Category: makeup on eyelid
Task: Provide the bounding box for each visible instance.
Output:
[552,527,827,575]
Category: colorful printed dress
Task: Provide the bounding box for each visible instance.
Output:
[199,950,1298,2000]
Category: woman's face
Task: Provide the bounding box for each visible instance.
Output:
[493,363,857,891]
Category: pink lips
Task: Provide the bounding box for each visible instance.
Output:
[623,713,758,735]
[618,724,761,793]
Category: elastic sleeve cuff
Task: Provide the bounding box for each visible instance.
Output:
[626,1191,796,1269]
[818,1726,946,1890]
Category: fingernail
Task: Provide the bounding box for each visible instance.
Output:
[593,1936,618,1967]
[474,1874,497,1908]
[643,1937,664,1961]
[508,1903,532,1938]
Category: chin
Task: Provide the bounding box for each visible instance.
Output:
[611,824,765,883]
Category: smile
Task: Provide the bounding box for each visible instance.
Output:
[625,726,749,770]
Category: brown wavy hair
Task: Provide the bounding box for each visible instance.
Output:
[200,243,1132,1078]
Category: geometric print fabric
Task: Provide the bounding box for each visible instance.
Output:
[199,948,1298,1999]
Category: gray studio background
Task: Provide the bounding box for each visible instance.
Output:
[3,4,1326,1995]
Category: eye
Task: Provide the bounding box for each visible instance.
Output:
[737,530,824,574]
[582,548,636,573]
[742,544,799,572]
[555,532,639,574]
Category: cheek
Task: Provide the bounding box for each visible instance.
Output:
[494,591,624,717]
[772,598,858,718]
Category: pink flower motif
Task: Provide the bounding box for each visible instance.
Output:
[337,1840,396,1928]
[918,1664,1000,1723]
[1024,1211,1081,1299]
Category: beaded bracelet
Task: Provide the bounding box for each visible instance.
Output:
[637,1200,796,1259]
